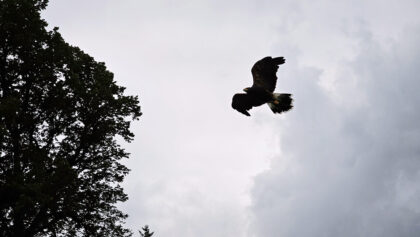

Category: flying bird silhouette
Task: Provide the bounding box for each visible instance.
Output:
[231,56,293,116]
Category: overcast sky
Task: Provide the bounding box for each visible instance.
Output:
[42,0,420,236]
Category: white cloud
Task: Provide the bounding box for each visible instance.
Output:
[250,22,420,237]
[43,1,283,236]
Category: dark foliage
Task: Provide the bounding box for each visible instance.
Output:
[139,225,154,237]
[0,0,142,236]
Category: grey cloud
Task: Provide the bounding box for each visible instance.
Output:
[250,27,420,237]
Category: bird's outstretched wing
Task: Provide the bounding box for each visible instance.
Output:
[251,56,285,92]
[232,93,265,116]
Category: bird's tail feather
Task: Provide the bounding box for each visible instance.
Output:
[268,93,293,114]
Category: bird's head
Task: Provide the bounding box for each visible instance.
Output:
[243,87,251,92]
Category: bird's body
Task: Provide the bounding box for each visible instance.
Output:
[231,56,293,116]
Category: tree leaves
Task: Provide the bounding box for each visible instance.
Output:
[0,1,141,236]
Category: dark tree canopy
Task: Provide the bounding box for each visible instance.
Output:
[0,0,142,236]
[138,225,154,237]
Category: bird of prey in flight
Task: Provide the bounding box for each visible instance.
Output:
[231,56,293,116]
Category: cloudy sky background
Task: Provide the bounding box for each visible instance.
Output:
[42,0,420,236]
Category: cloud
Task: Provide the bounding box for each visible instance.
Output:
[249,25,420,237]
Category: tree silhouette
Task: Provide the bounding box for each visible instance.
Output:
[139,225,154,237]
[0,0,141,236]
